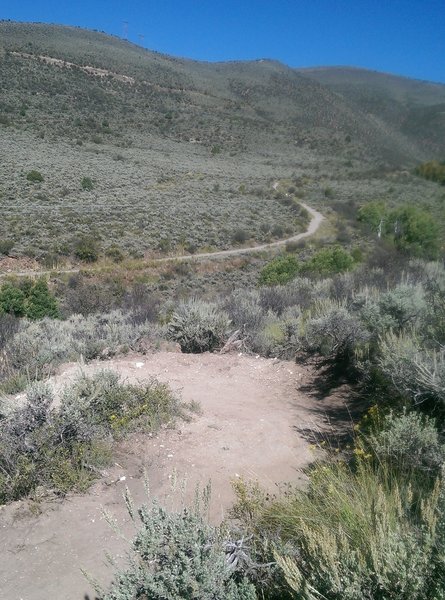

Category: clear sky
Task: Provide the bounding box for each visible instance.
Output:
[2,0,444,83]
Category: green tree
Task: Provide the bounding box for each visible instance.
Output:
[357,201,388,237]
[25,279,59,320]
[389,205,439,258]
[0,284,26,317]
[415,160,445,185]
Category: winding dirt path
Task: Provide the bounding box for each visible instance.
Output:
[0,203,323,279]
[0,351,321,600]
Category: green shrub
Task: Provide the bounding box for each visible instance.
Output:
[0,239,14,256]
[74,236,100,262]
[415,160,445,185]
[26,170,44,182]
[357,201,389,235]
[25,279,59,320]
[303,301,369,361]
[259,255,300,286]
[168,299,230,353]
[378,332,445,408]
[101,487,256,600]
[303,246,355,275]
[81,176,94,191]
[59,370,183,435]
[368,410,445,474]
[105,245,125,263]
[0,372,184,503]
[358,203,440,259]
[232,228,249,244]
[0,280,58,320]
[389,205,440,259]
[0,284,26,317]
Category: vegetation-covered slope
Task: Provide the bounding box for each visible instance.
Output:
[300,66,445,157]
[1,22,444,263]
[0,21,428,160]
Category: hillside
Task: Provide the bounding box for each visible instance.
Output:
[0,21,420,160]
[0,22,444,263]
[299,66,445,157]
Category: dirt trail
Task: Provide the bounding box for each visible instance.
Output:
[0,351,322,600]
[0,203,324,279]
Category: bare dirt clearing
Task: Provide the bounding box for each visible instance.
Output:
[0,351,333,600]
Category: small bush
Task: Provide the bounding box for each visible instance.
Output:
[74,236,100,262]
[250,313,300,358]
[0,313,19,350]
[0,284,26,317]
[102,487,256,600]
[259,285,297,316]
[81,176,94,191]
[378,332,445,408]
[368,410,445,473]
[224,289,264,330]
[232,229,249,244]
[105,245,125,263]
[59,370,183,436]
[0,239,14,256]
[303,301,370,361]
[359,283,426,335]
[0,280,58,320]
[303,246,355,276]
[259,255,300,286]
[26,170,44,182]
[0,372,183,503]
[168,299,230,353]
[1,310,158,382]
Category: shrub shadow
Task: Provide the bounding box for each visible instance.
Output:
[295,355,367,447]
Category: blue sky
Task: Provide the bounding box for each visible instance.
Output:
[2,0,444,83]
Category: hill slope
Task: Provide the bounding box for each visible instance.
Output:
[0,22,443,262]
[299,66,445,157]
[1,21,438,162]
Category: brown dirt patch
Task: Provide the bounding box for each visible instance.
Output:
[0,351,330,600]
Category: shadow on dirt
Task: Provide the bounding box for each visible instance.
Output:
[295,355,368,448]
